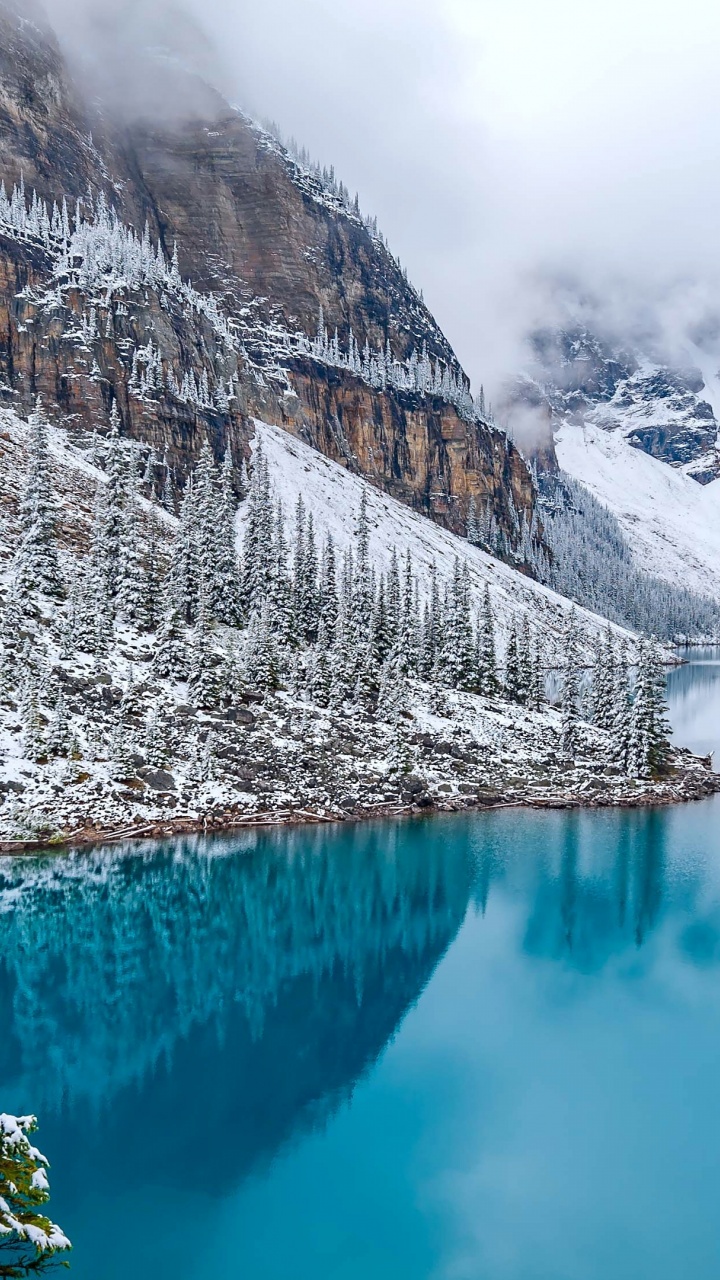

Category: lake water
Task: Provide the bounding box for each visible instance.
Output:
[2,650,720,1280]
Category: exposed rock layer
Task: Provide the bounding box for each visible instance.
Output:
[0,0,537,537]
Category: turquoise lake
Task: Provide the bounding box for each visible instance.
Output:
[1,649,720,1280]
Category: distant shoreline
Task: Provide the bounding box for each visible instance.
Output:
[3,751,718,857]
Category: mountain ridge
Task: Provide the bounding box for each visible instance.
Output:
[0,0,537,544]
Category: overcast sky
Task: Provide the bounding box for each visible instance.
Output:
[45,0,720,392]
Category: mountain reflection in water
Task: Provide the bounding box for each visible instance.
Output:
[1,650,719,1280]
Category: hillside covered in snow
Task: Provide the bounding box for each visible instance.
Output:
[0,402,711,850]
[555,422,720,601]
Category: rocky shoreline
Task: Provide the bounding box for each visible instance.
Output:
[2,743,717,856]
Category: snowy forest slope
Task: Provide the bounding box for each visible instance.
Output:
[555,423,720,601]
[250,421,634,658]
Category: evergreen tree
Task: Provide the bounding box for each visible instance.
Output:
[144,707,170,769]
[47,685,71,757]
[377,651,407,723]
[22,682,45,763]
[241,445,274,612]
[171,478,201,622]
[386,547,402,648]
[136,507,163,632]
[397,552,421,677]
[0,1113,71,1278]
[354,642,379,710]
[612,641,633,772]
[244,601,280,693]
[467,496,480,545]
[0,583,26,697]
[14,397,62,597]
[319,531,339,638]
[110,719,135,781]
[504,621,523,703]
[309,620,332,707]
[629,640,672,778]
[592,625,616,730]
[352,492,373,637]
[212,444,242,624]
[560,611,582,757]
[187,578,220,708]
[94,402,127,612]
[476,584,498,696]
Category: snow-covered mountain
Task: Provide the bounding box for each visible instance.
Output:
[250,421,631,655]
[554,421,720,601]
[513,325,720,485]
[2,399,711,851]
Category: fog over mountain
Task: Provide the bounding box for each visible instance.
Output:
[37,0,720,397]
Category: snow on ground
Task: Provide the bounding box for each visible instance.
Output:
[249,420,635,658]
[555,421,720,601]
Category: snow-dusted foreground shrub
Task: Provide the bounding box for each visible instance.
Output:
[0,1114,70,1277]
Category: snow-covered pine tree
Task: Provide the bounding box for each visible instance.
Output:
[244,600,280,693]
[0,582,26,697]
[300,511,320,640]
[117,463,144,623]
[212,445,241,624]
[354,642,379,710]
[592,625,616,730]
[14,397,62,598]
[171,477,201,623]
[94,402,127,613]
[269,499,292,640]
[328,607,357,708]
[560,610,582,757]
[612,641,632,773]
[352,492,373,639]
[136,507,163,633]
[377,650,407,724]
[397,552,421,678]
[152,595,188,680]
[241,445,274,613]
[319,531,339,638]
[22,687,45,762]
[629,641,672,778]
[144,707,170,769]
[309,619,332,707]
[504,621,523,703]
[187,575,221,708]
[371,577,391,665]
[110,718,135,781]
[476,584,498,696]
[646,642,672,775]
[467,497,480,546]
[47,685,71,757]
[386,547,402,650]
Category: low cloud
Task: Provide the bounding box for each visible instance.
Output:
[37,0,720,396]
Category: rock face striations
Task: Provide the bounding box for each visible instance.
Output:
[0,0,536,541]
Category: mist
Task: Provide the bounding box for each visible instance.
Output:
[39,0,720,398]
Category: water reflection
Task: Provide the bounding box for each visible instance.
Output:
[0,823,474,1185]
[0,804,714,1136]
[0,649,719,1280]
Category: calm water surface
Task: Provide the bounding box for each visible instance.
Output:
[2,650,720,1280]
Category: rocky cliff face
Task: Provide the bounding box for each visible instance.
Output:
[0,0,537,543]
[509,325,720,484]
